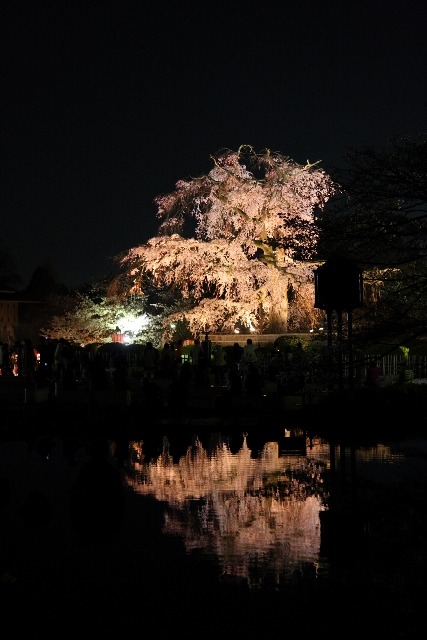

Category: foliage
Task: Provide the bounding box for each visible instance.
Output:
[113,145,336,337]
[273,335,310,352]
[354,335,427,358]
[319,134,427,344]
[40,284,160,346]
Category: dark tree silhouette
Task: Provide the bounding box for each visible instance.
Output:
[319,134,427,345]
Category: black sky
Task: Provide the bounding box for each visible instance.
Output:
[1,0,426,288]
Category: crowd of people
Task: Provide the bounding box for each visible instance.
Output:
[0,339,39,380]
[0,334,390,416]
[0,334,271,410]
[0,336,83,387]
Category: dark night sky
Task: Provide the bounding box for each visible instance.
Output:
[1,0,426,288]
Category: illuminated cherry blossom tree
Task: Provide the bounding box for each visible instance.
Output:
[113,146,336,336]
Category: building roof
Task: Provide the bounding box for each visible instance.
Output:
[0,286,41,303]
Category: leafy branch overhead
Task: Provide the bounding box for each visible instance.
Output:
[319,134,427,344]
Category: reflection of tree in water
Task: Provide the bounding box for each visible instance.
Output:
[124,436,330,589]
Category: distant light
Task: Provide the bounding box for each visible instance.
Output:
[234,329,240,334]
[319,327,324,331]
[309,329,314,333]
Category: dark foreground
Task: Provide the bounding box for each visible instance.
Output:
[1,386,427,638]
[1,441,426,639]
[1,436,328,637]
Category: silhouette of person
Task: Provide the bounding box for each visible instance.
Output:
[89,353,109,391]
[366,359,384,387]
[242,338,257,365]
[142,342,159,380]
[229,342,243,369]
[212,344,227,385]
[190,338,203,385]
[244,362,263,397]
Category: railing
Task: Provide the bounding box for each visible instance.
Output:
[345,354,427,381]
[67,345,427,387]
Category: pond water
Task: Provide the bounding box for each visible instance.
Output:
[1,426,426,637]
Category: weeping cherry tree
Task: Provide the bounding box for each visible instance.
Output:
[112,145,336,337]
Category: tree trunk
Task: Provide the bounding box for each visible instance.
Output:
[268,290,288,332]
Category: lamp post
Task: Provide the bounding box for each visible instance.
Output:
[314,256,364,390]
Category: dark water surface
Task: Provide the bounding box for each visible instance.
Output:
[1,425,426,638]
